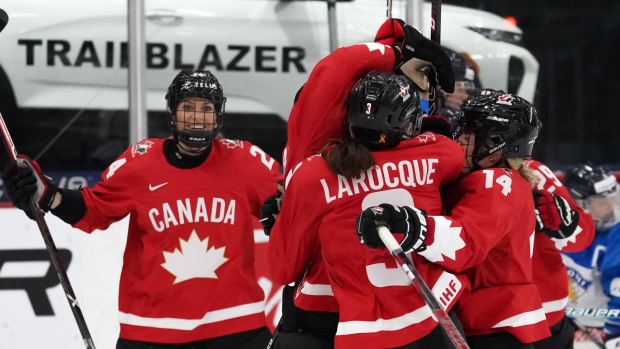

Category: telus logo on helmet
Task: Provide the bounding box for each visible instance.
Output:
[181,81,218,90]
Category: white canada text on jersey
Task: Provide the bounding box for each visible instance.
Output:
[321,158,438,203]
[149,197,236,232]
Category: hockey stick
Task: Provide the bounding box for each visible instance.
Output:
[0,111,96,348]
[378,226,470,349]
[265,317,282,349]
[427,0,442,116]
[568,317,605,349]
[386,0,393,19]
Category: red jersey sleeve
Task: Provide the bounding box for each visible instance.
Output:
[284,43,396,180]
[267,157,327,285]
[420,168,536,272]
[236,141,283,218]
[526,159,595,252]
[74,143,145,232]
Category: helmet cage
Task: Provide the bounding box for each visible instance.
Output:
[575,187,620,230]
[565,164,620,230]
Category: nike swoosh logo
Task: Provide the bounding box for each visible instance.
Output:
[149,182,169,191]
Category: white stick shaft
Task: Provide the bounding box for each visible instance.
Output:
[378,226,402,253]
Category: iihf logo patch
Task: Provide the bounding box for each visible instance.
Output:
[399,84,411,102]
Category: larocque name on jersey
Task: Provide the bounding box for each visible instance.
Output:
[18,39,307,73]
[321,158,439,204]
[149,197,236,233]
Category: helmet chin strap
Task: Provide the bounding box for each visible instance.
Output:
[173,129,215,156]
[176,140,209,156]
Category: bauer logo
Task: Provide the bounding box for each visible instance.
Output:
[0,249,72,316]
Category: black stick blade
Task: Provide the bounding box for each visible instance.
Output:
[0,9,8,33]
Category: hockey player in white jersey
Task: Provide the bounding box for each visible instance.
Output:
[561,164,620,349]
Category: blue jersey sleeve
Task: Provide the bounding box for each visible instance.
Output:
[599,224,620,335]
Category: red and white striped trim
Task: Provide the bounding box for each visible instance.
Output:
[300,282,334,296]
[542,297,568,314]
[491,307,547,328]
[119,301,265,331]
[336,304,435,336]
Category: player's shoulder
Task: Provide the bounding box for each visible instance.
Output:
[286,154,328,188]
[214,138,259,158]
[397,132,464,164]
[524,158,545,171]
[463,167,532,193]
[100,138,164,182]
[605,222,620,236]
[401,132,462,150]
[123,138,165,166]
[214,138,280,172]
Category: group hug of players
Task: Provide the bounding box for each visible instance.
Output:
[3,18,620,349]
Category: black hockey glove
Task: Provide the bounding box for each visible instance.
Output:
[2,156,58,219]
[533,190,580,239]
[375,18,455,93]
[259,185,284,236]
[356,204,428,252]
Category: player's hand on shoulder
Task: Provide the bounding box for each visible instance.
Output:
[533,190,579,239]
[356,203,428,252]
[2,155,58,219]
[374,18,454,93]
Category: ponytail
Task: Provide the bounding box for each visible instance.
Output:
[507,158,539,188]
[321,139,376,178]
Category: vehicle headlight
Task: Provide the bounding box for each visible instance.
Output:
[467,27,523,46]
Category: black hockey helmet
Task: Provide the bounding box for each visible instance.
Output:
[347,70,423,150]
[165,69,226,151]
[565,163,620,230]
[445,47,477,91]
[454,89,540,168]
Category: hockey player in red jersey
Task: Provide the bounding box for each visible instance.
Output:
[527,159,595,349]
[259,19,457,348]
[282,18,455,183]
[3,70,282,349]
[268,70,471,349]
[357,89,551,348]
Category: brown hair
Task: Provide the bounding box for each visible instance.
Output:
[506,158,539,188]
[321,139,376,178]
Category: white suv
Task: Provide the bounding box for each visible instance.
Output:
[0,0,538,122]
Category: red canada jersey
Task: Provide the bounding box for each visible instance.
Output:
[525,159,595,326]
[430,168,551,343]
[283,43,396,182]
[281,42,397,314]
[74,138,282,343]
[269,135,470,348]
